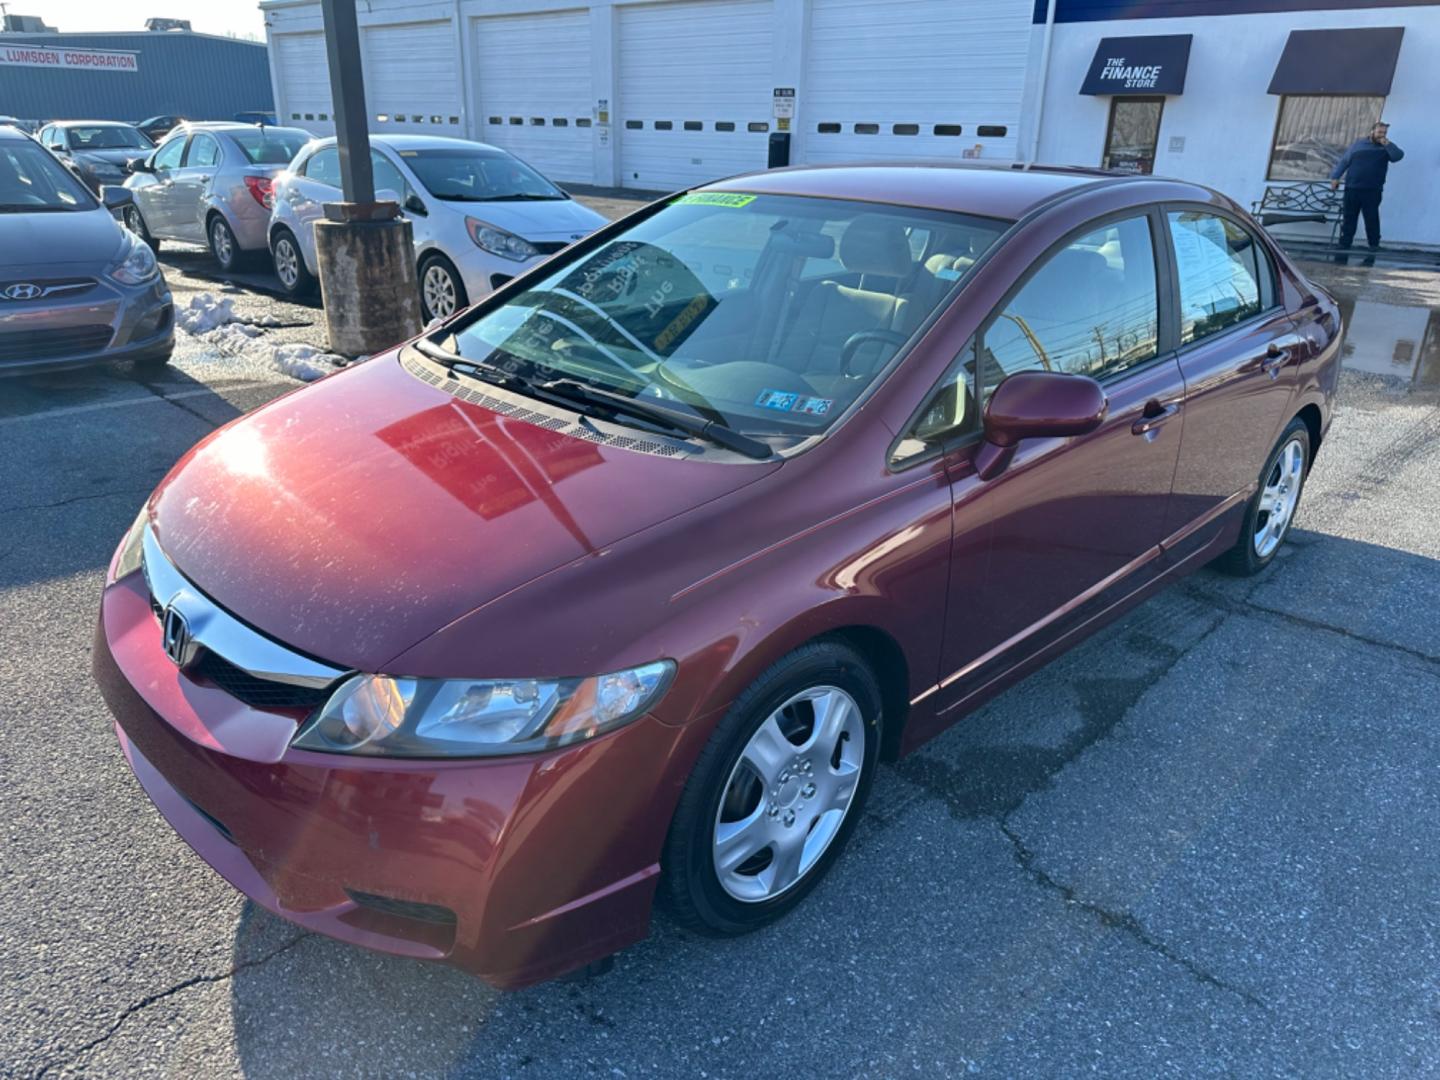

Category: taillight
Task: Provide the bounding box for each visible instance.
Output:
[243,175,274,209]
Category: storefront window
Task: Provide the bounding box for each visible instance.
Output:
[1102,97,1164,175]
[1268,95,1383,181]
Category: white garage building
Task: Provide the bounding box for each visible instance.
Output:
[261,0,1439,247]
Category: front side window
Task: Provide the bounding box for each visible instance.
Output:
[982,215,1159,391]
[0,141,94,211]
[186,134,220,168]
[398,148,565,202]
[448,193,1008,442]
[1168,211,1268,345]
[1269,95,1383,181]
[153,136,186,170]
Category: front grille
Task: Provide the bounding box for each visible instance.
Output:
[190,649,331,712]
[533,241,570,255]
[0,325,113,362]
[345,889,457,926]
[0,277,96,300]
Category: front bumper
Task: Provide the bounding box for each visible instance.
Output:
[93,572,685,988]
[0,271,172,376]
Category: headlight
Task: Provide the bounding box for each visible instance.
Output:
[108,234,159,285]
[292,660,676,758]
[465,217,539,261]
[109,506,149,582]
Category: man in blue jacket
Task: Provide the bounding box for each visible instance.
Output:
[1330,121,1404,251]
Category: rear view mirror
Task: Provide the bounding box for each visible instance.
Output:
[976,370,1107,480]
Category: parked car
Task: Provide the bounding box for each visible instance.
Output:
[0,126,172,376]
[122,123,312,271]
[93,163,1340,988]
[36,121,154,194]
[135,115,187,142]
[233,110,278,126]
[269,134,607,319]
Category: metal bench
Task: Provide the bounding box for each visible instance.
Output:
[1251,181,1343,244]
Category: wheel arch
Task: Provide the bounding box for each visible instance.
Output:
[1295,402,1323,467]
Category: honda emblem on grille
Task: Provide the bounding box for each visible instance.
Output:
[3,283,42,301]
[161,604,199,668]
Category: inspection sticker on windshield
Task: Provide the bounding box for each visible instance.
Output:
[673,192,756,208]
[756,389,834,416]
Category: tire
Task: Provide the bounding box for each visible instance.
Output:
[207,214,247,272]
[270,228,315,297]
[131,347,173,374]
[418,253,468,323]
[1214,417,1311,576]
[661,640,883,936]
[123,205,160,253]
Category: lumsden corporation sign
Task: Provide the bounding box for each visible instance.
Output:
[0,45,139,73]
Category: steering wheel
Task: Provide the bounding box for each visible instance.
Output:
[840,329,908,378]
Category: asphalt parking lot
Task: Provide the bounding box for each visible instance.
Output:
[2,219,1438,1076]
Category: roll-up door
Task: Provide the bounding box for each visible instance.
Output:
[363,20,462,136]
[274,32,333,135]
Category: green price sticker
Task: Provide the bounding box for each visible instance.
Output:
[672,192,757,208]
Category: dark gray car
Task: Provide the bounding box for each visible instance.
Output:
[37,121,154,195]
[0,125,173,376]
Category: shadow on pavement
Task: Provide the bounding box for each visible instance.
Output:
[226,527,1440,1077]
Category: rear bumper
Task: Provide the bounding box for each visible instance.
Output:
[93,573,683,988]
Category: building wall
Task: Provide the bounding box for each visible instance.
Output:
[0,32,273,124]
[1029,3,1440,246]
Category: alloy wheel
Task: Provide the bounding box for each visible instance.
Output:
[123,206,145,239]
[211,219,234,267]
[422,263,457,320]
[1253,436,1305,558]
[712,686,866,903]
[274,237,299,288]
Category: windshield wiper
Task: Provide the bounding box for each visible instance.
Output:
[412,338,771,459]
[482,193,566,202]
[539,378,772,460]
[0,204,79,213]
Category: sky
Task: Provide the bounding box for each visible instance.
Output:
[18,0,266,40]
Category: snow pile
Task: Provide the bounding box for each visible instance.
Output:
[174,291,347,382]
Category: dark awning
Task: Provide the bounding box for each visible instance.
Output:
[1268,27,1404,95]
[1080,35,1192,95]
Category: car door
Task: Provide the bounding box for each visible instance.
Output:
[168,131,220,243]
[1159,207,1303,562]
[373,147,432,249]
[137,133,187,234]
[923,209,1186,707]
[280,145,340,271]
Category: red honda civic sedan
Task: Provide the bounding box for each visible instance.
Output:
[94,164,1340,988]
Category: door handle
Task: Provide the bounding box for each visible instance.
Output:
[1261,333,1305,377]
[1131,401,1181,436]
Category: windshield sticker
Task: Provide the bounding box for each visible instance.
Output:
[756,389,799,412]
[792,395,834,416]
[673,192,757,208]
[934,266,963,281]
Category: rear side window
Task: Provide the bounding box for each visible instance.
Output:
[304,147,341,187]
[1167,211,1268,344]
[981,214,1159,391]
[371,151,408,200]
[185,134,220,168]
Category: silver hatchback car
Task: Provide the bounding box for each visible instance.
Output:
[122,123,311,272]
[0,126,173,376]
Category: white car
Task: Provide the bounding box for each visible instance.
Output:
[269,135,608,320]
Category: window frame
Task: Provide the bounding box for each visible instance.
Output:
[889,203,1177,472]
[1266,93,1384,183]
[1157,201,1282,353]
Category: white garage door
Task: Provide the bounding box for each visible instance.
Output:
[274,32,333,136]
[472,10,594,183]
[363,20,462,136]
[802,0,1030,166]
[618,0,774,192]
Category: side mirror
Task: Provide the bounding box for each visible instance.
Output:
[130,158,154,174]
[404,192,428,217]
[101,186,134,210]
[975,370,1107,480]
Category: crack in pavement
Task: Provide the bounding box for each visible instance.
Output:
[0,487,156,518]
[35,931,314,1078]
[132,377,227,428]
[890,610,1271,1008]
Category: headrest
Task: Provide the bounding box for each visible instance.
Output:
[925,253,976,281]
[839,215,914,278]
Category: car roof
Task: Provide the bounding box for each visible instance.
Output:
[703,162,1201,221]
[309,134,503,154]
[0,125,32,141]
[50,120,137,128]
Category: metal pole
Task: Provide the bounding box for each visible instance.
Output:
[1026,0,1059,168]
[319,0,375,206]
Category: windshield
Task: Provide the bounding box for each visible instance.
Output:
[449,192,1008,440]
[66,125,151,150]
[231,128,311,165]
[398,147,565,202]
[0,141,95,211]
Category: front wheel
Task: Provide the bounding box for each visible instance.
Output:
[123,205,159,253]
[1214,417,1310,576]
[419,254,468,323]
[661,641,882,935]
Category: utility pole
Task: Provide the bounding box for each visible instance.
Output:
[313,0,421,356]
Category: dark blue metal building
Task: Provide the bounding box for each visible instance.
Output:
[0,31,273,125]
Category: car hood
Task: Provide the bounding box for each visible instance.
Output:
[149,352,779,673]
[464,197,610,240]
[0,206,123,269]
